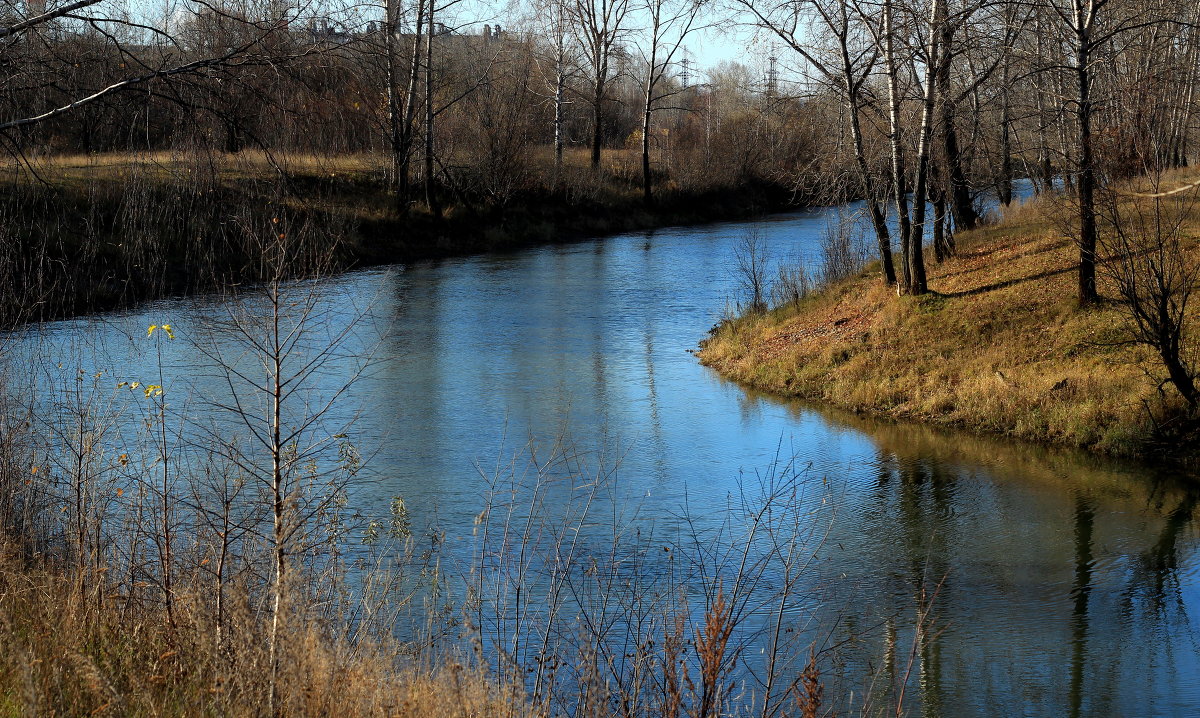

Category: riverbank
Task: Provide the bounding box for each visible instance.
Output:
[697,186,1200,459]
[0,151,800,322]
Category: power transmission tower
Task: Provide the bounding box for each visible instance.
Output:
[767,53,778,98]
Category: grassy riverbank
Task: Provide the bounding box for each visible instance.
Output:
[0,150,799,323]
[19,150,797,254]
[698,183,1200,459]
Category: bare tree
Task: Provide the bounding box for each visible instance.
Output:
[1099,182,1199,411]
[571,0,632,169]
[735,226,770,312]
[1041,0,1178,304]
[0,0,317,141]
[876,0,939,295]
[734,0,898,285]
[931,0,1011,231]
[424,0,443,218]
[534,0,578,174]
[1062,0,1104,304]
[383,0,428,211]
[190,217,374,716]
[635,0,702,203]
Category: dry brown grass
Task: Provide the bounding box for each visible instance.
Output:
[0,147,661,188]
[5,150,383,177]
[698,181,1200,456]
[0,547,529,718]
[0,148,683,228]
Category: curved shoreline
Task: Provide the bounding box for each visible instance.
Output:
[696,197,1199,463]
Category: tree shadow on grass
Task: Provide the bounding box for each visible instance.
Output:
[937,262,1077,298]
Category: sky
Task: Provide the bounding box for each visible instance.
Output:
[461,0,787,77]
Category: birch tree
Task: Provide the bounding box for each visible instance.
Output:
[635,0,702,203]
[383,0,427,212]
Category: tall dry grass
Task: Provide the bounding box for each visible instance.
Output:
[0,389,920,717]
[0,549,528,717]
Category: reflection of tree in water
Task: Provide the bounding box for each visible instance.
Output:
[1108,478,1200,716]
[871,450,959,718]
[1068,495,1094,718]
[639,238,669,486]
[786,404,1200,715]
[1124,480,1199,613]
[1068,479,1200,717]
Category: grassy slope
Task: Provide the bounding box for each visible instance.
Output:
[698,185,1200,458]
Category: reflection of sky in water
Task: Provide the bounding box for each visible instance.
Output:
[7,185,1200,716]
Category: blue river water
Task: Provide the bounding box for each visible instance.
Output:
[9,187,1199,716]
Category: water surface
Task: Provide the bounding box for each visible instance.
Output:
[13,192,1200,716]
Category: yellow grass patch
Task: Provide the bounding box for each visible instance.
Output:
[698,181,1200,456]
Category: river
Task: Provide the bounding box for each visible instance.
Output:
[10,189,1199,716]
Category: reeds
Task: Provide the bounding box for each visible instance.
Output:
[0,367,890,717]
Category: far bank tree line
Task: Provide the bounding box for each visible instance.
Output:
[2,0,1200,303]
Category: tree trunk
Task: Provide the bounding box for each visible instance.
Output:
[641,48,655,204]
[386,0,423,214]
[841,43,895,285]
[884,0,914,293]
[1054,65,1075,193]
[937,21,978,232]
[591,77,604,169]
[386,22,403,197]
[641,96,653,204]
[386,0,429,214]
[1034,19,1054,193]
[1074,8,1098,304]
[425,1,443,219]
[1174,8,1200,169]
[933,193,946,263]
[906,0,942,296]
[998,54,1013,205]
[554,24,566,176]
[268,284,286,718]
[1163,344,1200,408]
